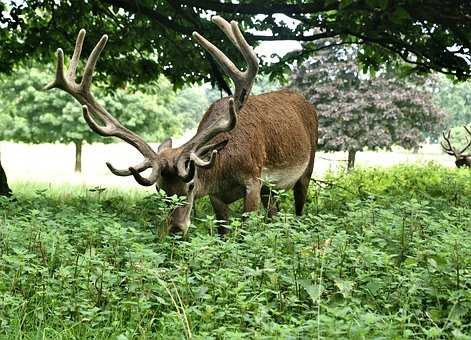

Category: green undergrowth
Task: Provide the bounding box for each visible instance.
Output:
[1,163,470,339]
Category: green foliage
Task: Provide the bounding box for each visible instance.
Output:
[168,84,209,130]
[1,165,470,338]
[0,67,192,144]
[435,78,471,127]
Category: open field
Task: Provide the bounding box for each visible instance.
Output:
[0,141,455,189]
[0,164,470,338]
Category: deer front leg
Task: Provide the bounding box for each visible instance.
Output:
[210,195,230,236]
[244,178,262,213]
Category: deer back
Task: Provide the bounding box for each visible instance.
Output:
[195,89,318,197]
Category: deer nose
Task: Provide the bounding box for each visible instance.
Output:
[168,224,183,234]
[168,221,189,234]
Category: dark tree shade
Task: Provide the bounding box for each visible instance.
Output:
[1,0,470,92]
[0,158,11,197]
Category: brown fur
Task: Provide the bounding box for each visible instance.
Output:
[127,89,318,233]
[196,89,318,200]
[45,27,318,235]
[153,89,318,234]
[455,157,471,168]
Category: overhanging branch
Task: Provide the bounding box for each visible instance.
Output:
[179,0,337,15]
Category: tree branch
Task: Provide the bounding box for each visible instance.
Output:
[179,0,337,15]
[104,0,193,34]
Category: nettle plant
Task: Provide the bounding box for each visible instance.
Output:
[45,16,318,235]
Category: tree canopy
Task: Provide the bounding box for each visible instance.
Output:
[1,0,470,93]
[292,45,447,168]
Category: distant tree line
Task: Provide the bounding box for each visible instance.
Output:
[0,66,209,173]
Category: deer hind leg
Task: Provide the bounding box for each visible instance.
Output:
[210,195,231,236]
[293,176,309,216]
[293,157,315,216]
[244,178,262,213]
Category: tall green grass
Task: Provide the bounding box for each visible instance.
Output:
[1,164,470,339]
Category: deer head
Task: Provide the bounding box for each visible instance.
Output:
[441,126,471,168]
[45,16,258,233]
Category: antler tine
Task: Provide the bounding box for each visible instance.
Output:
[44,30,86,91]
[211,17,240,50]
[193,15,259,109]
[106,160,151,176]
[176,98,236,179]
[45,30,160,185]
[192,32,242,84]
[129,166,160,186]
[441,131,455,155]
[81,105,158,182]
[211,17,258,74]
[81,34,108,93]
[441,144,456,156]
[441,131,453,149]
[81,106,156,159]
[190,150,218,168]
[66,29,86,81]
[44,48,66,91]
[228,20,259,79]
[184,97,236,157]
[82,105,114,136]
[458,125,471,155]
[459,139,471,155]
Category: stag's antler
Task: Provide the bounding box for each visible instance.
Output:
[174,16,259,179]
[441,126,471,159]
[193,16,259,110]
[462,126,471,155]
[44,29,160,185]
[45,28,244,185]
[441,130,458,157]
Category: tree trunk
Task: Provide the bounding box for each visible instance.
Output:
[74,140,83,173]
[0,157,12,196]
[347,150,356,171]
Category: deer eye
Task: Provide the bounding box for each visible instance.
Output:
[188,183,195,192]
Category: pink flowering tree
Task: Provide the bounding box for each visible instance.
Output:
[292,46,447,169]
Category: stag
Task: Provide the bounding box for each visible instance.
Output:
[441,126,471,168]
[45,16,318,234]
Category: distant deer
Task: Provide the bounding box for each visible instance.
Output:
[441,126,471,168]
[45,16,318,235]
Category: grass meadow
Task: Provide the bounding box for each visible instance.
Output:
[0,164,470,339]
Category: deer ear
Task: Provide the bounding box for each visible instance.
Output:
[212,139,229,152]
[179,159,196,183]
[197,139,229,158]
[158,138,172,152]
